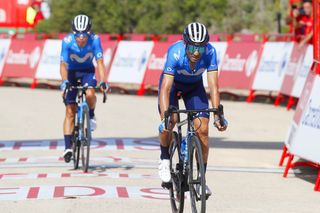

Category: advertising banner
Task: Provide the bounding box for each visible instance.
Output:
[285,71,316,149]
[35,39,61,80]
[218,42,263,89]
[280,43,307,96]
[291,45,313,97]
[143,42,171,87]
[290,75,320,163]
[0,39,11,77]
[252,42,294,91]
[2,39,44,78]
[108,41,154,84]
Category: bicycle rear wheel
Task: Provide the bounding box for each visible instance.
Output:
[72,127,80,170]
[169,131,185,213]
[81,109,91,173]
[188,135,206,213]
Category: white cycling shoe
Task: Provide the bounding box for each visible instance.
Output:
[158,159,171,183]
[63,149,73,163]
[90,117,97,131]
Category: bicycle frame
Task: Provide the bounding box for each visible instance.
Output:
[75,88,90,142]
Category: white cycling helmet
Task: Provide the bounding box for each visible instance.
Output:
[183,22,209,46]
[72,14,92,34]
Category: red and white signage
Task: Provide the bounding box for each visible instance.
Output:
[252,42,294,92]
[285,70,317,151]
[218,42,263,89]
[288,74,320,163]
[291,45,313,97]
[108,41,154,84]
[280,43,307,96]
[0,39,11,77]
[2,39,45,79]
[143,42,171,87]
[35,39,61,80]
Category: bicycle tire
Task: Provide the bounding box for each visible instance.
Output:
[188,135,206,213]
[72,128,80,170]
[81,109,91,173]
[169,131,185,213]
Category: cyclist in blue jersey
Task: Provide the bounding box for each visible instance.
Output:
[158,22,228,196]
[60,14,109,162]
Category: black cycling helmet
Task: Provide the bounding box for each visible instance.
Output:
[183,22,209,46]
[71,14,92,34]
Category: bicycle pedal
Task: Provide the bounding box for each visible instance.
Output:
[161,182,172,189]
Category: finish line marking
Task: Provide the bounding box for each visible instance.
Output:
[0,139,159,151]
[0,171,157,180]
[0,185,171,201]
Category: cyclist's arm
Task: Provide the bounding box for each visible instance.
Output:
[159,74,174,120]
[207,70,220,110]
[93,35,106,82]
[60,62,68,81]
[60,37,69,81]
[96,59,106,82]
[206,45,220,110]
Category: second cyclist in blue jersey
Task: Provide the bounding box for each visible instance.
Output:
[158,22,228,197]
[59,14,110,162]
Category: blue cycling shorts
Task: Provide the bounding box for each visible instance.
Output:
[65,68,97,105]
[158,75,209,119]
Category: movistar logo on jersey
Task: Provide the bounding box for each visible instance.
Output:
[70,53,93,63]
[177,68,206,76]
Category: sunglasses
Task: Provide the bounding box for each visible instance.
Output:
[186,45,206,54]
[74,32,89,39]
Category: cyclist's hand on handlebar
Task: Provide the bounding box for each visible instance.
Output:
[60,80,70,91]
[99,81,111,93]
[214,114,228,131]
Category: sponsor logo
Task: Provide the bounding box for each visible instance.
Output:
[70,52,93,63]
[221,54,246,72]
[173,50,180,61]
[148,53,167,70]
[103,48,112,66]
[6,47,41,68]
[64,35,72,44]
[244,50,258,77]
[177,68,206,76]
[301,100,320,129]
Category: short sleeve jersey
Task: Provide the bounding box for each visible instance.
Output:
[163,41,218,83]
[60,33,103,71]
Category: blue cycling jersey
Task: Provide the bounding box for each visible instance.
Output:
[60,33,103,71]
[163,41,218,84]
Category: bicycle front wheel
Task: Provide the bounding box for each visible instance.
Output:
[81,109,91,173]
[72,127,80,170]
[188,135,206,213]
[169,131,185,213]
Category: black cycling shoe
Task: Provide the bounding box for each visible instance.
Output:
[63,149,72,163]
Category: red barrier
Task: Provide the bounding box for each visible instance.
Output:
[219,42,263,90]
[1,38,45,86]
[96,40,118,82]
[139,42,172,95]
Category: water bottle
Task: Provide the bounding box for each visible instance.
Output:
[181,138,186,159]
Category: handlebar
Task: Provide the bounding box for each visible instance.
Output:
[63,85,107,103]
[164,104,226,130]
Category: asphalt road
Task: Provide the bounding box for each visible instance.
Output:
[0,87,319,213]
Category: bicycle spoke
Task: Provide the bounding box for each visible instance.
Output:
[169,132,185,213]
[189,136,206,213]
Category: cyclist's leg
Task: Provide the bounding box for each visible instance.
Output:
[62,71,78,161]
[81,70,97,119]
[182,81,210,170]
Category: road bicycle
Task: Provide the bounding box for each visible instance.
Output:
[163,105,224,213]
[63,84,106,172]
